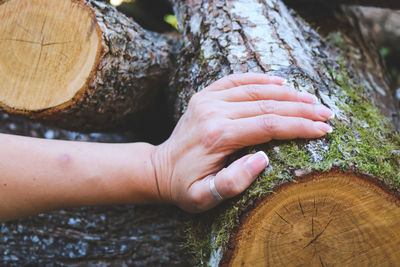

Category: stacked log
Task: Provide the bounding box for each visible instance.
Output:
[1,0,400,266]
[0,0,172,131]
[170,0,400,265]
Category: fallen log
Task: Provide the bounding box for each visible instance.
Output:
[0,0,172,132]
[170,0,400,265]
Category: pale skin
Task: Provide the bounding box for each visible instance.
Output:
[0,73,333,221]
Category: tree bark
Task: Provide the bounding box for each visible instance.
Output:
[170,0,400,265]
[0,205,188,266]
[0,0,172,132]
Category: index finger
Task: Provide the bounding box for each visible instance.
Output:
[204,73,286,92]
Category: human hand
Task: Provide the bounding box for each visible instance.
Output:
[152,73,333,213]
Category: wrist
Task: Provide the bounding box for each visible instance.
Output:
[151,142,174,204]
[109,142,161,204]
[128,142,161,203]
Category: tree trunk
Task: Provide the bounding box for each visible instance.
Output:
[0,114,188,266]
[0,0,172,132]
[170,0,400,265]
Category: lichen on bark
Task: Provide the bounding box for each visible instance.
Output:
[170,0,400,265]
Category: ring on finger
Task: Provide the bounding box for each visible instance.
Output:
[209,176,223,201]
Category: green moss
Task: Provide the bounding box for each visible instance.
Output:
[326,59,400,181]
[184,33,400,266]
[183,217,213,265]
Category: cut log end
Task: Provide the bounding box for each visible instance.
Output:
[222,173,400,266]
[0,0,102,111]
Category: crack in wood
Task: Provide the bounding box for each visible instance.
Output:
[0,38,41,44]
[303,218,333,249]
[329,203,338,216]
[319,255,325,267]
[42,41,72,47]
[298,198,305,219]
[312,217,315,237]
[275,211,292,226]
[40,15,47,36]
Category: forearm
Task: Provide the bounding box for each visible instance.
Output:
[0,134,158,221]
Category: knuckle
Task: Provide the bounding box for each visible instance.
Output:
[300,119,311,132]
[188,92,204,109]
[260,114,279,135]
[201,122,226,148]
[222,174,242,196]
[285,87,299,99]
[258,100,276,114]
[187,190,206,211]
[198,108,218,121]
[245,85,260,101]
[297,103,311,118]
[225,73,240,85]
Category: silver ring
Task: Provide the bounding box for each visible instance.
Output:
[209,177,223,201]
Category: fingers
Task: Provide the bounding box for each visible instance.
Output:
[205,73,286,92]
[225,101,334,121]
[226,115,332,147]
[216,84,317,103]
[187,152,269,212]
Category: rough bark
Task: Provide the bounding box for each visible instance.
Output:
[0,114,188,266]
[0,0,173,132]
[283,5,400,119]
[1,205,188,266]
[170,0,400,265]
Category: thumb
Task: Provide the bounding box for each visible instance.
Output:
[214,151,269,199]
[188,151,269,212]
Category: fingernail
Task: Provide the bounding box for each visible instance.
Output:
[314,122,333,133]
[245,151,269,176]
[299,92,318,104]
[317,105,334,120]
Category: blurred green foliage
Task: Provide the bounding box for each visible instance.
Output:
[379,47,390,57]
[164,14,178,30]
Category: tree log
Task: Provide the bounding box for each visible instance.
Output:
[0,0,172,132]
[170,0,400,265]
[0,205,188,266]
